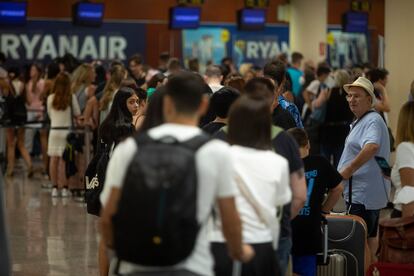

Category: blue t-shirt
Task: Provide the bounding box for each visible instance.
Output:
[338,111,390,210]
[278,96,304,128]
[287,67,304,97]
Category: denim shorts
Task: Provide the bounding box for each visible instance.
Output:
[346,202,380,238]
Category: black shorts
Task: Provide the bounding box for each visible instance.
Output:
[346,202,380,238]
[211,242,280,276]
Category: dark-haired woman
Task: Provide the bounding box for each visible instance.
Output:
[99,87,138,146]
[47,72,81,198]
[97,87,138,276]
[210,96,291,276]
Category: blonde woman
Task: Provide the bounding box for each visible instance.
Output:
[98,64,127,123]
[391,102,414,218]
[71,63,96,113]
[70,63,96,199]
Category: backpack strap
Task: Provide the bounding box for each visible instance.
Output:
[134,132,155,145]
[181,133,211,152]
[134,131,210,152]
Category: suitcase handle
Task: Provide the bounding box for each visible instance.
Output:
[347,176,353,215]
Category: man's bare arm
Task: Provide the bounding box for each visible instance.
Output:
[340,143,379,180]
[100,188,121,248]
[322,183,344,213]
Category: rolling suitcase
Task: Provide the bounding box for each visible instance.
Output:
[317,217,347,276]
[319,177,369,276]
[367,262,414,276]
[324,214,369,276]
[317,253,346,276]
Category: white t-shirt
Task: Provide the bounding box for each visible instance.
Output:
[391,142,414,210]
[210,145,291,245]
[100,123,235,276]
[208,84,223,93]
[306,79,321,96]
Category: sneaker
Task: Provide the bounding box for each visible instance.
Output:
[51,188,59,197]
[61,188,71,197]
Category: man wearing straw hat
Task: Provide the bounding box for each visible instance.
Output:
[337,76,390,264]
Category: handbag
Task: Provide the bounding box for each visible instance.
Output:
[378,216,414,263]
[84,141,113,216]
[62,101,83,178]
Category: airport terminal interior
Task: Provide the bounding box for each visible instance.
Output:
[1,0,414,275]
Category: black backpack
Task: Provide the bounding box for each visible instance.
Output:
[84,141,112,216]
[112,133,210,266]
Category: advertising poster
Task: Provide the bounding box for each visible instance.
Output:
[232,34,289,68]
[327,29,368,68]
[0,20,146,66]
[183,25,289,72]
[182,27,229,73]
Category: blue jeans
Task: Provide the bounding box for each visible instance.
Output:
[277,237,292,276]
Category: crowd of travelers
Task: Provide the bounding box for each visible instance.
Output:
[0,50,413,276]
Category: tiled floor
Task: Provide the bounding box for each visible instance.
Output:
[4,162,99,276]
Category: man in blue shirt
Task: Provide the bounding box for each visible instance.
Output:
[338,77,390,265]
[264,60,304,128]
[287,52,304,99]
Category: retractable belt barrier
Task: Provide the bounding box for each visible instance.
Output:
[0,121,94,165]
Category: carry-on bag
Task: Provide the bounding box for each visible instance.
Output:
[318,177,370,276]
[377,216,414,263]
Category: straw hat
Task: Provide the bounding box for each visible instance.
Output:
[343,77,376,107]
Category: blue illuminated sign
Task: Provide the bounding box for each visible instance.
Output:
[0,2,27,25]
[73,2,104,27]
[170,7,201,29]
[342,12,368,33]
[238,9,266,31]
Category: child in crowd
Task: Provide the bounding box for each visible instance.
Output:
[287,127,343,276]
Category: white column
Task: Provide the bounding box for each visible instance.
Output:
[384,0,414,131]
[290,0,327,64]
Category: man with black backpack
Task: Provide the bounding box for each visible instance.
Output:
[100,72,254,275]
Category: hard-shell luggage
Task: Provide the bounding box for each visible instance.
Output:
[367,262,414,276]
[323,214,369,276]
[317,217,347,276]
[317,253,346,276]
